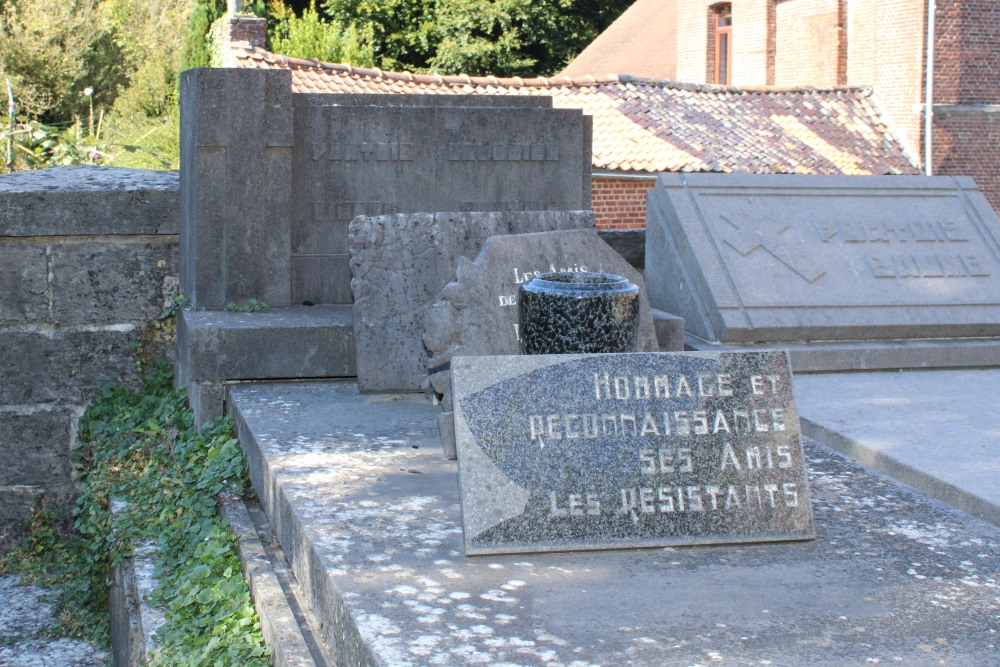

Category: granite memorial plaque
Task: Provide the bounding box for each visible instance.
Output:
[350,211,595,393]
[646,174,1000,357]
[452,350,813,555]
[423,229,659,404]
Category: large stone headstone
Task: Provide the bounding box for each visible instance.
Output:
[451,350,813,555]
[180,69,592,308]
[423,229,659,404]
[646,174,1000,370]
[350,211,595,393]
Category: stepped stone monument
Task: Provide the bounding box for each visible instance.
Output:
[176,68,593,422]
[180,68,591,309]
[646,173,1000,371]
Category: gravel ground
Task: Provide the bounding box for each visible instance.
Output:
[0,575,107,667]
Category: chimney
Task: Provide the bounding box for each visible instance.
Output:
[217,13,268,67]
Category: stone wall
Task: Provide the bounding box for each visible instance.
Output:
[0,167,179,550]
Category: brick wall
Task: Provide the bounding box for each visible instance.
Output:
[931,0,1000,212]
[935,113,1000,212]
[934,0,1000,105]
[0,167,179,550]
[775,0,843,87]
[591,176,656,230]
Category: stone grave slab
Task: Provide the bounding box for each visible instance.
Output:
[645,173,1000,369]
[349,211,594,393]
[451,350,813,555]
[228,378,1000,666]
[423,229,663,407]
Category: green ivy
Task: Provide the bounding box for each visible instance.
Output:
[2,361,270,664]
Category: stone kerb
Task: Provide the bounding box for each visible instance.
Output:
[349,211,596,393]
[645,173,1000,370]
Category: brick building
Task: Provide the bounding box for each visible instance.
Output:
[566,0,1000,214]
[220,13,917,230]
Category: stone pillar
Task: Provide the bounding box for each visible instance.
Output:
[180,68,294,309]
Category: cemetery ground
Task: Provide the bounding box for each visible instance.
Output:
[2,364,999,665]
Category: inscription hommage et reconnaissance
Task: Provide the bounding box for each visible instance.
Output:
[536,371,800,519]
[453,351,813,555]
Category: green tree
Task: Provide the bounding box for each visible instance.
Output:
[268,0,373,65]
[430,0,634,76]
[324,0,631,77]
[100,0,194,170]
[0,0,125,122]
[323,0,435,72]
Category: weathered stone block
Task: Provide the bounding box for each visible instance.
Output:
[0,333,81,404]
[176,305,355,383]
[180,68,294,309]
[0,408,72,488]
[0,244,48,323]
[0,166,179,236]
[49,241,178,324]
[0,485,42,552]
[350,211,595,392]
[0,330,139,404]
[291,96,592,305]
[75,329,143,392]
[652,308,686,351]
[186,381,226,429]
[646,174,1000,346]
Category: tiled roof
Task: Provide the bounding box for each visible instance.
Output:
[231,43,918,176]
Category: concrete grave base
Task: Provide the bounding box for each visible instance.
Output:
[228,380,1000,666]
[175,305,355,424]
[684,334,1000,372]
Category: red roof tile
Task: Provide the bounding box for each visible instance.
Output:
[229,43,918,177]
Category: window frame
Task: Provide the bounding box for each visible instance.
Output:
[711,3,733,86]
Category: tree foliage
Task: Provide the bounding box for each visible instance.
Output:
[0,0,125,122]
[181,0,268,71]
[268,0,373,66]
[324,0,632,76]
[323,0,435,72]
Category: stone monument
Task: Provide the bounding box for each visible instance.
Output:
[422,228,664,413]
[645,173,1000,370]
[180,68,592,309]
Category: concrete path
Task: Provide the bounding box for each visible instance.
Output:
[795,369,1000,528]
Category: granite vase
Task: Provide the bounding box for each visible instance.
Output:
[518,272,640,354]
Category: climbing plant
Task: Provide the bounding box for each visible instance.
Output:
[2,357,269,664]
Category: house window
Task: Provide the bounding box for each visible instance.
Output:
[712,4,732,85]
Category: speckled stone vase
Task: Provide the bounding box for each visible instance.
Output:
[518,272,640,354]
